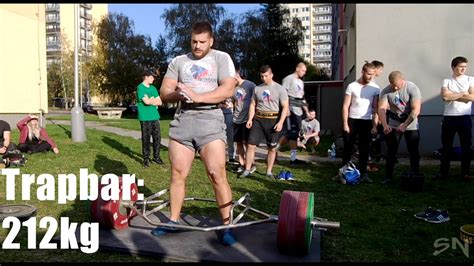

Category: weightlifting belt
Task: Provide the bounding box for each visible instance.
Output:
[256,111,279,119]
[181,102,219,110]
[289,96,308,108]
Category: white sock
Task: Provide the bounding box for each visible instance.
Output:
[290,150,297,161]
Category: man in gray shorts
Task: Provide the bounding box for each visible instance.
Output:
[240,65,289,179]
[153,21,237,246]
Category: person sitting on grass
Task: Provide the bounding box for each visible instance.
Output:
[17,114,59,154]
[297,109,320,153]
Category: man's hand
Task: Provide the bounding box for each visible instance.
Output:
[396,123,408,133]
[246,120,253,129]
[371,126,378,135]
[177,82,199,103]
[343,124,350,134]
[383,125,392,135]
[0,146,6,154]
[53,147,59,154]
[274,122,283,132]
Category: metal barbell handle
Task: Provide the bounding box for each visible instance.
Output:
[311,219,340,229]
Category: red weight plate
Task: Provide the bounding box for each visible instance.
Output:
[91,182,107,227]
[285,191,303,254]
[127,182,139,220]
[277,190,312,256]
[103,177,130,230]
[293,191,310,255]
[277,190,291,250]
[278,190,299,252]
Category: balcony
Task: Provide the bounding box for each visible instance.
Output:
[45,4,60,11]
[315,28,332,33]
[80,12,92,20]
[46,16,60,23]
[313,9,331,16]
[46,27,60,33]
[314,19,331,25]
[47,43,61,51]
[313,39,331,45]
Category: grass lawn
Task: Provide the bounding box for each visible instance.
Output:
[0,122,473,262]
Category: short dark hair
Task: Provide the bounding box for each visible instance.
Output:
[451,56,468,68]
[142,69,157,78]
[308,109,316,113]
[362,61,376,72]
[191,20,213,37]
[260,65,272,74]
[371,60,384,68]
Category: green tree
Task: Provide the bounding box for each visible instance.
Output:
[304,62,331,81]
[213,17,238,60]
[262,3,304,83]
[90,13,161,105]
[233,4,303,83]
[161,4,225,58]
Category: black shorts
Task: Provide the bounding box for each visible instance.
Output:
[288,111,303,141]
[248,117,281,148]
[233,122,250,143]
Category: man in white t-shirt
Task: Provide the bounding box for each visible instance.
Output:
[341,62,380,183]
[435,56,474,181]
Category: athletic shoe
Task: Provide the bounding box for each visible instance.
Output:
[219,229,237,246]
[249,164,257,174]
[152,158,164,165]
[381,178,392,185]
[151,220,181,236]
[425,210,450,224]
[239,170,251,178]
[285,171,295,181]
[236,165,245,173]
[278,171,287,180]
[360,173,373,183]
[266,172,276,179]
[414,207,440,220]
[290,159,307,165]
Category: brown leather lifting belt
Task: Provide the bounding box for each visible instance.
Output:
[256,110,279,119]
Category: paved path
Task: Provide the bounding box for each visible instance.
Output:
[46,118,451,166]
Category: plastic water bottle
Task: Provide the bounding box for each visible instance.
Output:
[330,142,336,159]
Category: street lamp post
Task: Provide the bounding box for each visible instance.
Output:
[71,3,86,142]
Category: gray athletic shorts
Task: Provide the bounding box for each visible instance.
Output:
[169,109,226,152]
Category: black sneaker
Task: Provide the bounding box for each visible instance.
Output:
[414,207,440,220]
[381,178,392,185]
[290,159,307,165]
[152,158,164,165]
[360,173,373,183]
[425,210,450,224]
[236,165,245,173]
[143,159,150,168]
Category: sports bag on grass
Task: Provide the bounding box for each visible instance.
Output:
[335,161,360,185]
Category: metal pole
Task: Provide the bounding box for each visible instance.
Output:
[71,3,86,142]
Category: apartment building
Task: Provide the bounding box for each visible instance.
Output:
[284,3,333,76]
[45,3,108,66]
[331,4,474,154]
